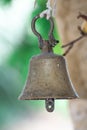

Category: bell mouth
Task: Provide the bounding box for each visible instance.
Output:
[19,95,79,100]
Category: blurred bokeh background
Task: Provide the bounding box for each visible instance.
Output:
[0,0,73,130]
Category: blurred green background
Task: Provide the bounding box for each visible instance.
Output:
[0,0,70,130]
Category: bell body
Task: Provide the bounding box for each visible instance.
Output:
[19,52,78,100]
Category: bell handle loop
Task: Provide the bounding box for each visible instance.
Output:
[31,14,56,49]
[31,15,42,43]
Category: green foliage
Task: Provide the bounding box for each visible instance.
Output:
[0,0,11,5]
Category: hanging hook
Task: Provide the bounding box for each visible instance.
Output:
[31,14,59,49]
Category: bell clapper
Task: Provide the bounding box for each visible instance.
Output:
[45,98,54,112]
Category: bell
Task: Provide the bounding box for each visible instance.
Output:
[19,14,78,112]
[19,41,78,111]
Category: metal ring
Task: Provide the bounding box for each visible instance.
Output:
[31,14,54,39]
[31,14,54,43]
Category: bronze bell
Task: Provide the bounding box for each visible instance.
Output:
[19,14,79,112]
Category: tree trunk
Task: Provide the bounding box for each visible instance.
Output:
[54,0,87,130]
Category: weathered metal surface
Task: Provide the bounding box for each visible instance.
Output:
[19,52,78,100]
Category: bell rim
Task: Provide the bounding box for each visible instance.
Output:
[19,95,79,100]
